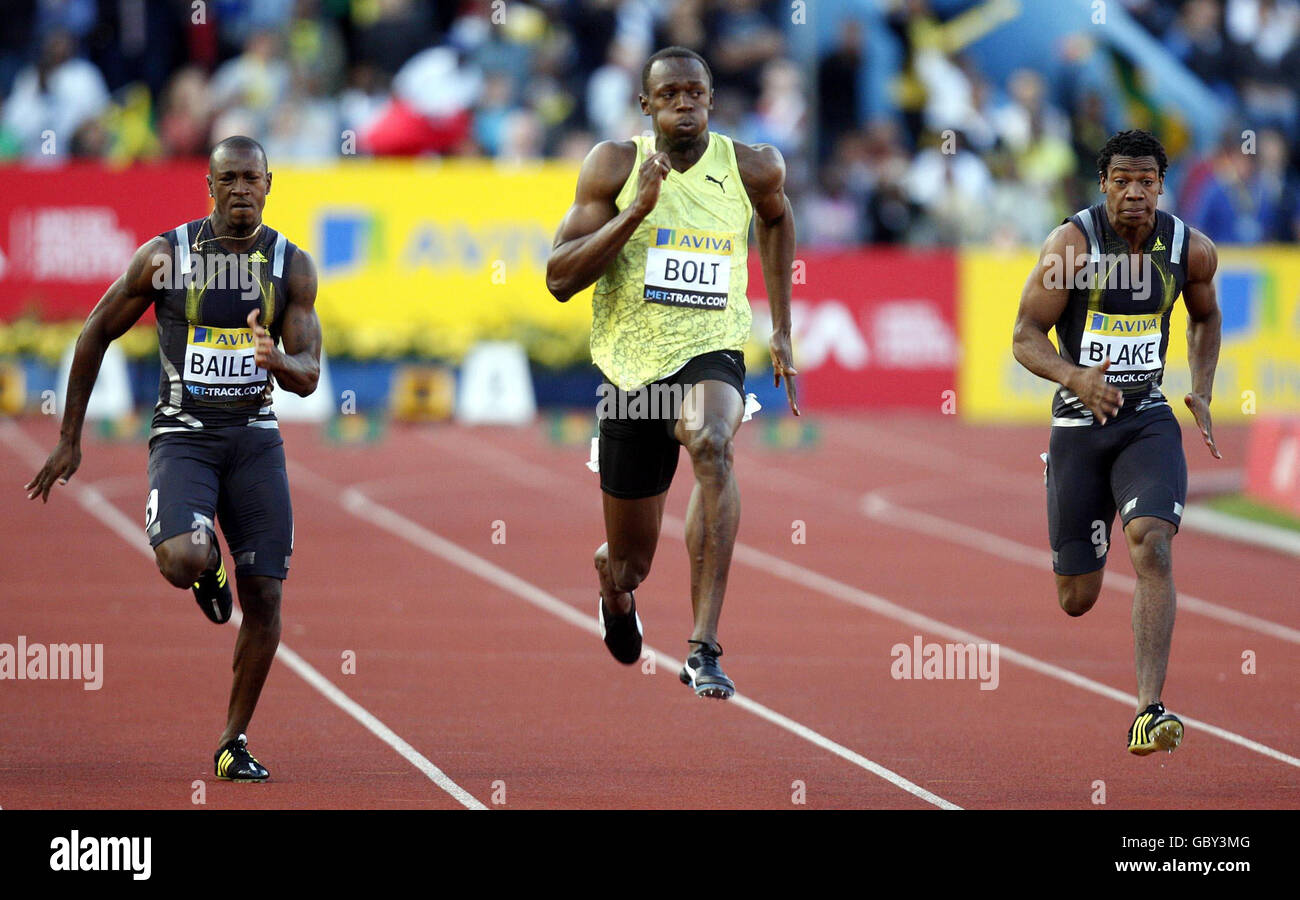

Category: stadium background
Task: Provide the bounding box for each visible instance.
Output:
[1,0,1299,815]
[1,0,1298,416]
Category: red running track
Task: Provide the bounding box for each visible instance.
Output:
[0,412,1296,809]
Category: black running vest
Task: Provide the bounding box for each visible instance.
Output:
[1051,204,1190,423]
[151,218,298,438]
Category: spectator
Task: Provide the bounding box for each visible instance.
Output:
[817,19,863,162]
[1225,0,1300,138]
[209,29,291,131]
[1,29,108,161]
[993,69,1071,155]
[1186,132,1280,242]
[474,70,521,155]
[905,130,995,244]
[157,66,212,158]
[804,165,865,247]
[585,39,639,142]
[353,0,436,77]
[1164,0,1233,98]
[707,0,785,104]
[741,58,806,158]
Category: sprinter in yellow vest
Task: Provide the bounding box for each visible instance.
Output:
[547,47,798,699]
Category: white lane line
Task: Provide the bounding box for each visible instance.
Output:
[862,490,1300,646]
[430,431,1300,771]
[1,420,485,811]
[325,477,958,810]
[1181,504,1300,557]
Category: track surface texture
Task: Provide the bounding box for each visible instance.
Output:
[2,412,1295,810]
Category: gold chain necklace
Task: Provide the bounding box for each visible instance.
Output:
[192,215,263,252]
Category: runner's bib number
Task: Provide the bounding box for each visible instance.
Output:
[643,226,733,310]
[1079,312,1162,385]
[184,324,266,401]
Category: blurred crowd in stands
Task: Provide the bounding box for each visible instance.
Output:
[1,0,1297,247]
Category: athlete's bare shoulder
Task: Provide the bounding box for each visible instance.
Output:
[1185,226,1218,283]
[1041,220,1087,257]
[731,139,785,197]
[128,235,175,295]
[576,139,638,200]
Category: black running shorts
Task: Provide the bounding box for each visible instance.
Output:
[1045,404,1187,576]
[597,349,746,500]
[145,426,293,580]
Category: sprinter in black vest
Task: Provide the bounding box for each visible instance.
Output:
[1013,130,1222,756]
[27,136,321,781]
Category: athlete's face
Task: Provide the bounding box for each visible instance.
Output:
[640,58,712,145]
[1101,155,1163,230]
[207,148,271,230]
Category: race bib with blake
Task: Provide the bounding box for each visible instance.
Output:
[643,227,733,310]
[184,324,266,402]
[1079,311,1162,386]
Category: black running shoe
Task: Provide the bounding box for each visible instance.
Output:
[598,593,643,664]
[679,640,735,700]
[215,734,269,782]
[192,557,233,625]
[1128,702,1184,756]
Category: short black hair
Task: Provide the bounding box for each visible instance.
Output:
[210,135,268,173]
[641,46,713,96]
[1097,129,1167,179]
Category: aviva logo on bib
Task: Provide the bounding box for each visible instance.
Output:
[185,324,266,401]
[190,325,256,348]
[1087,312,1160,336]
[653,227,733,255]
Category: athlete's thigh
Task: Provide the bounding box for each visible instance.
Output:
[216,426,293,580]
[598,385,681,501]
[146,432,222,549]
[671,350,747,445]
[1046,423,1118,575]
[1111,407,1187,532]
[674,380,745,446]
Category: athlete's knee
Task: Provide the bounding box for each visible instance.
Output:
[1057,575,1101,617]
[1127,524,1174,578]
[609,555,650,594]
[685,423,734,480]
[237,577,282,626]
[155,538,211,588]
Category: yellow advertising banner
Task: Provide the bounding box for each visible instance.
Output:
[959,245,1300,423]
[267,160,589,364]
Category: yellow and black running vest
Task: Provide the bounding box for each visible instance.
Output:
[1052,204,1190,425]
[591,132,753,391]
[151,218,298,438]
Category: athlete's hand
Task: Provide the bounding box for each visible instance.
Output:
[770,330,800,416]
[1185,392,1221,459]
[247,309,280,371]
[1068,360,1123,424]
[25,436,81,503]
[631,152,671,218]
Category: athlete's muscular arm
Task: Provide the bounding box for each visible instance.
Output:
[546,140,669,303]
[25,238,169,502]
[1182,228,1221,458]
[1013,223,1124,423]
[736,140,799,415]
[248,249,321,396]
